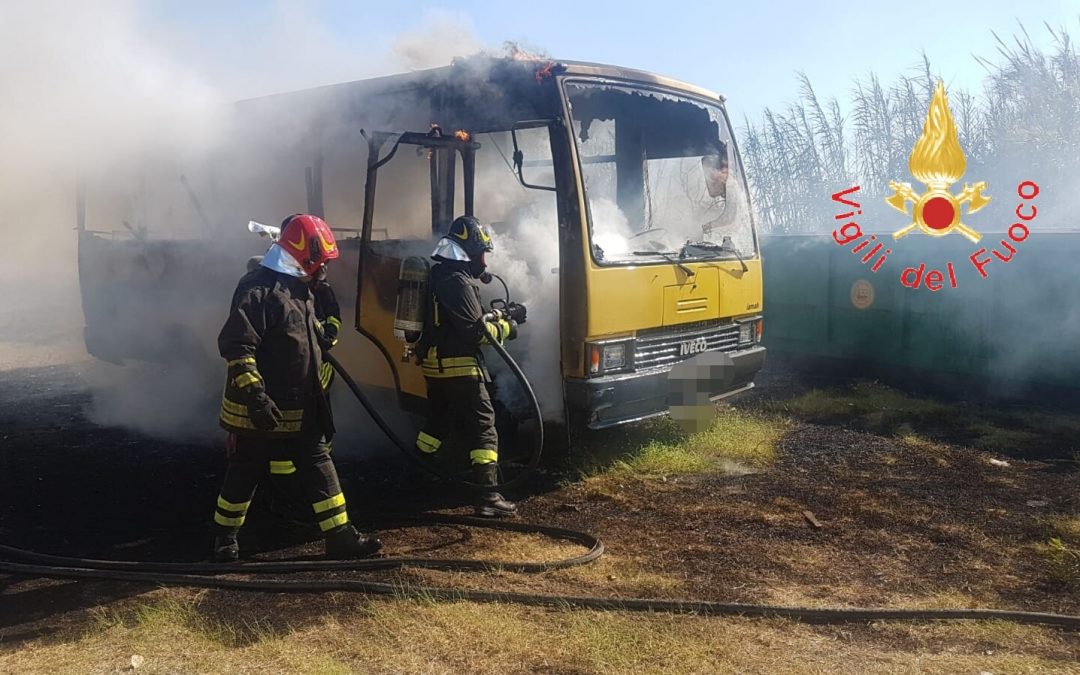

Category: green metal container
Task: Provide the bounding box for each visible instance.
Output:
[761,231,1080,396]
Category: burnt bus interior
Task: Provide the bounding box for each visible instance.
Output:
[78,58,574,437]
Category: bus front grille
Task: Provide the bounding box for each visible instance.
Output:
[634,321,741,370]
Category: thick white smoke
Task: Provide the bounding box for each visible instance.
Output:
[0,0,575,449]
[487,200,563,421]
[0,0,225,379]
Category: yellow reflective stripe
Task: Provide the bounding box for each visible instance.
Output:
[220,410,303,433]
[318,511,349,532]
[416,432,441,454]
[234,372,262,389]
[221,396,248,417]
[312,492,346,514]
[227,357,256,368]
[422,356,480,369]
[320,363,334,388]
[269,460,296,475]
[220,410,255,430]
[422,366,483,379]
[420,355,482,378]
[217,496,251,512]
[470,448,498,464]
[222,376,302,423]
[222,405,304,423]
[326,316,341,329]
[214,512,245,528]
[416,440,437,453]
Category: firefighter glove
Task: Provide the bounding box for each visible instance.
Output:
[484,318,517,344]
[507,302,527,324]
[248,391,284,431]
[319,316,341,351]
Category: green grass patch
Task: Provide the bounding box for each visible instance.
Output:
[1042,516,1080,590]
[1043,537,1080,589]
[777,381,953,423]
[10,593,1079,675]
[577,409,788,481]
[1048,515,1080,541]
[767,380,1079,458]
[87,594,286,650]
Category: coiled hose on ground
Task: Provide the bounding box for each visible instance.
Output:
[1,338,1078,628]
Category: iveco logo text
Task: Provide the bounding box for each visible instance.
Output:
[679,337,709,357]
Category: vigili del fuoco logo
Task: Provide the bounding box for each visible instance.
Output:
[830,81,1039,294]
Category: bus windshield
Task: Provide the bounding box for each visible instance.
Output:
[565,81,755,264]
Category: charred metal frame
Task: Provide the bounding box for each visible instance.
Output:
[511,120,558,192]
[360,128,481,244]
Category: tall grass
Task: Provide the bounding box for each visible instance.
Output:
[741,21,1080,232]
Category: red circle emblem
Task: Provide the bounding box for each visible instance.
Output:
[923,197,955,230]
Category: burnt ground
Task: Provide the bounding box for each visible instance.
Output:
[1,359,1079,660]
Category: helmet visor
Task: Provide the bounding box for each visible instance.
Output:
[261,243,307,277]
[431,237,472,262]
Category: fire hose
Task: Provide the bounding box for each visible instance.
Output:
[2,326,1079,627]
[2,540,1079,627]
[329,321,542,491]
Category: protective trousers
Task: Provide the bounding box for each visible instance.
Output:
[416,375,499,469]
[213,430,351,535]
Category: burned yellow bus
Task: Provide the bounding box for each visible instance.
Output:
[78,56,764,435]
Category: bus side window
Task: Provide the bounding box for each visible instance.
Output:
[320,123,369,236]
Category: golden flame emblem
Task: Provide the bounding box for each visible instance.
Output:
[887,81,990,243]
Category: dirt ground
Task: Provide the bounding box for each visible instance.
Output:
[1,348,1079,672]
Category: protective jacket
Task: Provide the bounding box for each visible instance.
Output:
[218,266,334,439]
[418,261,515,380]
[312,279,340,393]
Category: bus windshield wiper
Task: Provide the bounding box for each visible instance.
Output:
[632,250,694,276]
[681,239,749,273]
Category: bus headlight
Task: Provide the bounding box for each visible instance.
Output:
[587,340,634,376]
[737,318,762,346]
[603,344,626,370]
[738,323,753,345]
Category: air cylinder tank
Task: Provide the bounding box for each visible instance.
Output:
[394,256,430,347]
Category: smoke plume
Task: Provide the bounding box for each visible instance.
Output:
[0,1,518,450]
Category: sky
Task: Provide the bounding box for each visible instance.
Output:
[145,0,1080,127]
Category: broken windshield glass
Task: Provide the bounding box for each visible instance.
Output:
[565,81,755,265]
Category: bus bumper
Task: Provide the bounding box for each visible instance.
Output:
[564,346,766,430]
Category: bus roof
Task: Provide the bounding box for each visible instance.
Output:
[234,56,726,111]
[557,60,724,103]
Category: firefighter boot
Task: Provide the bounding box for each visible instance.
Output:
[473,463,517,518]
[324,524,383,559]
[212,529,239,563]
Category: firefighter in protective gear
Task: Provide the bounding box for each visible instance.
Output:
[265,262,341,526]
[212,214,381,562]
[415,215,526,518]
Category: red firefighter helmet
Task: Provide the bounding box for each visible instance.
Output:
[277,214,339,276]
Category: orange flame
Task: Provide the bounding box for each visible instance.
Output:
[535,62,555,84]
[506,42,544,62]
[454,129,471,142]
[909,81,966,187]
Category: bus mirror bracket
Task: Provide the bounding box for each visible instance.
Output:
[511,119,557,192]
